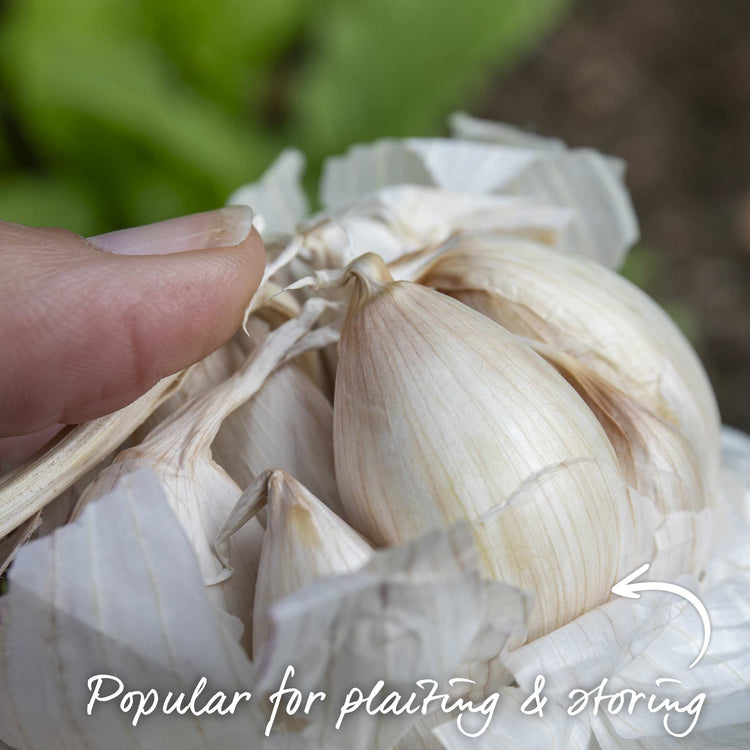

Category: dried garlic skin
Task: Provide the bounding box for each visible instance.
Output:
[333,253,637,638]
[77,441,263,655]
[416,235,721,492]
[134,338,248,442]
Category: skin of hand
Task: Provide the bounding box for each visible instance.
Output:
[0,206,265,464]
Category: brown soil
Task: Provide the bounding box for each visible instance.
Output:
[477,0,750,431]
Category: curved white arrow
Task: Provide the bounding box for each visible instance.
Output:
[611,563,711,669]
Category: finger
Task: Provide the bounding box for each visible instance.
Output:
[0,208,265,436]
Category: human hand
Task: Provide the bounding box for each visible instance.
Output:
[0,207,264,464]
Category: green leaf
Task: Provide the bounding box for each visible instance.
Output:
[290,0,571,165]
[147,0,315,109]
[0,174,101,235]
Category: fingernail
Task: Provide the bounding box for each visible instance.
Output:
[88,206,255,256]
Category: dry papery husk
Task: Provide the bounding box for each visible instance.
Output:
[412,234,721,494]
[439,554,750,748]
[0,371,186,541]
[133,333,250,443]
[330,253,657,640]
[0,513,40,576]
[226,147,309,239]
[0,468,532,750]
[39,335,258,535]
[74,298,338,656]
[320,133,638,269]
[214,469,372,656]
[227,141,573,273]
[294,186,573,270]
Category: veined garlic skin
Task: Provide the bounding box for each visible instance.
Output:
[215,469,372,656]
[333,253,637,638]
[416,235,721,490]
[76,438,263,653]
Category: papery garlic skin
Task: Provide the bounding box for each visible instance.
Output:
[333,253,637,638]
[297,186,572,269]
[416,235,721,491]
[76,445,263,652]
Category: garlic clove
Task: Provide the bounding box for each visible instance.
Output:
[212,363,344,518]
[214,468,373,655]
[333,253,635,638]
[473,458,659,639]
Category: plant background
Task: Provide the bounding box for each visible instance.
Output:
[0,0,747,430]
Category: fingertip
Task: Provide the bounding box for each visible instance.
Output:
[0,218,268,434]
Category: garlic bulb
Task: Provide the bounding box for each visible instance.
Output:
[415,235,721,490]
[215,469,373,655]
[2,114,748,749]
[333,253,639,638]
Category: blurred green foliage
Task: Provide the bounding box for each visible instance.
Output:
[0,0,569,235]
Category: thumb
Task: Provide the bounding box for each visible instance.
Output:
[0,207,265,436]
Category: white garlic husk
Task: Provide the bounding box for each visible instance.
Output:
[133,336,248,442]
[333,253,645,639]
[295,185,572,270]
